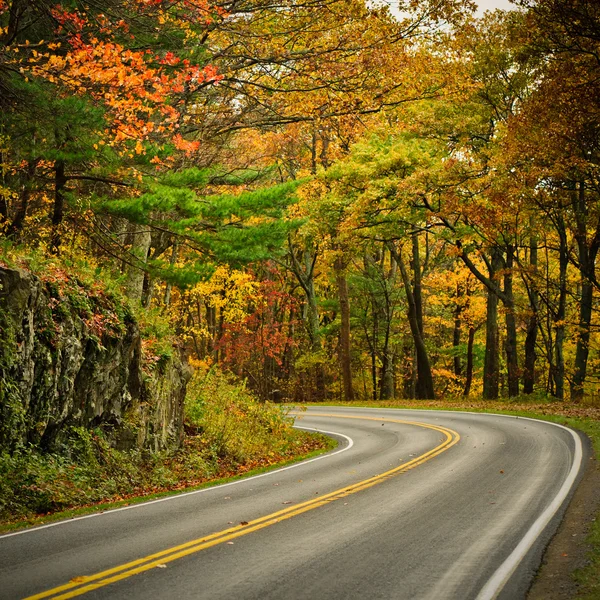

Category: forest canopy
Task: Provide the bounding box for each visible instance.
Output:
[2,0,599,404]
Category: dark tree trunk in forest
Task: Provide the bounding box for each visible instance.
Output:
[389,242,435,399]
[571,182,599,401]
[0,150,8,224]
[163,242,179,307]
[554,220,568,399]
[8,158,38,238]
[0,192,7,224]
[483,284,499,399]
[482,249,503,400]
[504,245,519,397]
[464,325,475,397]
[334,255,354,401]
[380,347,395,400]
[411,232,424,336]
[307,271,326,400]
[572,279,594,401]
[523,232,539,394]
[453,283,463,377]
[378,247,396,401]
[50,159,67,254]
[364,289,379,401]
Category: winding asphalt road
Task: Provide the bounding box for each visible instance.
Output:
[0,407,586,600]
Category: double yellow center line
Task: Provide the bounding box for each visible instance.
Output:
[27,414,460,600]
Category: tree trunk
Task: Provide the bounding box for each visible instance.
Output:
[463,325,475,397]
[523,232,538,394]
[453,282,463,377]
[554,220,568,400]
[125,223,152,302]
[8,158,38,238]
[310,123,318,175]
[483,287,499,399]
[304,251,325,399]
[482,249,502,400]
[504,245,519,397]
[390,243,435,399]
[334,255,354,401]
[412,232,424,336]
[380,350,395,400]
[141,275,155,308]
[379,246,396,400]
[50,159,67,254]
[571,182,598,401]
[571,280,593,401]
[163,242,179,307]
[0,149,8,224]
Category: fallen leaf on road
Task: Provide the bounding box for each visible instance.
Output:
[70,576,86,583]
[499,470,504,474]
[240,521,248,526]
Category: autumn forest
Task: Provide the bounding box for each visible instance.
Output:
[1,0,600,506]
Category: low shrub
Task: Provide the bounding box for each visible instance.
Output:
[185,367,296,464]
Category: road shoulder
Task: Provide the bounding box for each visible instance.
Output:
[528,442,600,599]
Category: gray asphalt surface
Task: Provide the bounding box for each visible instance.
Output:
[0,408,585,600]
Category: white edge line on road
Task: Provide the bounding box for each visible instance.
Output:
[0,425,353,540]
[474,416,584,600]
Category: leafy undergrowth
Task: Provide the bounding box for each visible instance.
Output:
[0,369,332,532]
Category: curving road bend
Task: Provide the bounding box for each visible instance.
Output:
[0,407,586,600]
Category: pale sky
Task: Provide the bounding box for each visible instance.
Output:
[386,1,518,18]
[476,0,515,15]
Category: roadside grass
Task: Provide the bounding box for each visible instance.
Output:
[0,432,334,535]
[303,396,600,599]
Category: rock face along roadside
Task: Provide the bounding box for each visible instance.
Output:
[0,265,188,453]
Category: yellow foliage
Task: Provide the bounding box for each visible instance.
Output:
[171,266,261,353]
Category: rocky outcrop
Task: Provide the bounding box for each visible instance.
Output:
[0,265,188,453]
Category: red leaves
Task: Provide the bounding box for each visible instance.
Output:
[13,2,223,161]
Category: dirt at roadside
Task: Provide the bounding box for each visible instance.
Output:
[528,450,600,599]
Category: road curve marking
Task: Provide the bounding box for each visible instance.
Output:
[25,415,459,600]
[303,408,586,599]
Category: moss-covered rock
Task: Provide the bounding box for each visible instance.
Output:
[0,266,188,453]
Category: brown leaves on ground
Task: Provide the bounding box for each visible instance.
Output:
[358,399,600,421]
